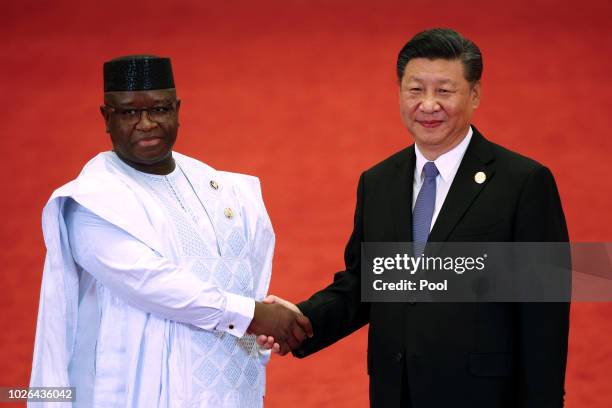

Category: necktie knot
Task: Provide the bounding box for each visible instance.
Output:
[423,161,439,179]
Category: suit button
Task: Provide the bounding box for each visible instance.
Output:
[396,352,403,362]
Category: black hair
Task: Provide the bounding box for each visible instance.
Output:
[396,28,482,84]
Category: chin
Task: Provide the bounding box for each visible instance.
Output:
[413,133,449,147]
[135,146,172,161]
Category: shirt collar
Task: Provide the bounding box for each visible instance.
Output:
[414,126,473,183]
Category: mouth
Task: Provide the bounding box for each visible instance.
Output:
[417,120,443,129]
[134,136,163,148]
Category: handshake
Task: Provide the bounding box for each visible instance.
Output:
[246,295,312,355]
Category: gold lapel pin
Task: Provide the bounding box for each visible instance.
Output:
[224,208,234,219]
[210,180,219,190]
[474,171,486,184]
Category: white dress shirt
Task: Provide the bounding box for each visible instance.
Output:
[412,126,473,231]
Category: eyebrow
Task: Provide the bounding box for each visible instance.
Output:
[405,76,457,85]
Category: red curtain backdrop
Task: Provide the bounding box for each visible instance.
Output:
[1,1,611,406]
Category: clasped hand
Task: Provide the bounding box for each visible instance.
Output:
[247,295,311,355]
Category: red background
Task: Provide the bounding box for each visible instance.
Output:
[1,0,611,406]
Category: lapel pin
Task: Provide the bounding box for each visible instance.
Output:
[224,208,234,219]
[210,180,219,190]
[474,171,486,184]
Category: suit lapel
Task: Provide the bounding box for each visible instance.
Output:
[428,128,495,243]
[391,146,416,242]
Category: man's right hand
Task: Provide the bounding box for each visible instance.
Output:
[247,300,313,355]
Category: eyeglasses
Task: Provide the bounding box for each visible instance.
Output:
[104,100,179,124]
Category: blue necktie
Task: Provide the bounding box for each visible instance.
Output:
[412,161,439,256]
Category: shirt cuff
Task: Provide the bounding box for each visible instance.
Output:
[216,292,255,337]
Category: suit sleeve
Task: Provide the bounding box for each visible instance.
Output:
[514,166,570,408]
[293,173,371,358]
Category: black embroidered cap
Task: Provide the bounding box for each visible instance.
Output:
[103,55,175,92]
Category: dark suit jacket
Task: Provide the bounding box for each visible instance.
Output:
[294,127,570,408]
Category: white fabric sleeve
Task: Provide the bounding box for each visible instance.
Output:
[65,200,254,337]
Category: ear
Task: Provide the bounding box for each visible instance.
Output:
[471,81,481,109]
[175,99,181,126]
[100,105,111,133]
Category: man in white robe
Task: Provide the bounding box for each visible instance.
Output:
[29,55,311,407]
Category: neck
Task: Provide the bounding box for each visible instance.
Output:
[115,152,176,175]
[416,128,470,161]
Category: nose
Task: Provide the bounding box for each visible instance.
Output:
[135,110,158,131]
[419,93,440,113]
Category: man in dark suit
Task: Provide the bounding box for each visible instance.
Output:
[260,28,570,407]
